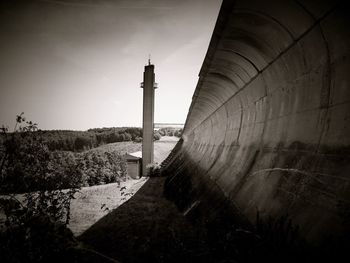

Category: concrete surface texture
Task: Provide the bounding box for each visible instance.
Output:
[164,0,350,243]
[141,63,156,176]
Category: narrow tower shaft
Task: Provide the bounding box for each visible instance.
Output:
[141,62,156,176]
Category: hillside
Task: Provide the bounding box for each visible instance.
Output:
[68,136,178,236]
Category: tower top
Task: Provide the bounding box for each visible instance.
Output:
[148,54,151,65]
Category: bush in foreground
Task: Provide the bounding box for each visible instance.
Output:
[0,113,80,262]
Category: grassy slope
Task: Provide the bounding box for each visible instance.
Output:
[68,137,178,236]
[79,177,210,263]
[68,178,147,236]
[88,141,142,155]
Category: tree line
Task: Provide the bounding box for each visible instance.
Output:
[39,127,142,152]
[33,126,182,152]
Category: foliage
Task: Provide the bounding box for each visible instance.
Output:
[153,131,161,141]
[0,113,80,262]
[39,127,143,152]
[1,128,129,194]
[146,163,161,177]
[158,127,182,137]
[134,136,142,143]
[251,213,304,262]
[0,116,83,194]
[0,210,78,263]
[1,125,182,154]
[1,148,128,193]
[76,150,127,186]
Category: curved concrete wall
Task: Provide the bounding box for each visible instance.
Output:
[164,0,350,243]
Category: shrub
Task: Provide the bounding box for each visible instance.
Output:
[146,163,161,177]
[134,136,142,143]
[154,132,161,141]
[0,113,80,262]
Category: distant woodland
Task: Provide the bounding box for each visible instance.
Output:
[0,117,182,193]
[38,126,182,152]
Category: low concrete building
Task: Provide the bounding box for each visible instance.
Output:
[125,151,142,179]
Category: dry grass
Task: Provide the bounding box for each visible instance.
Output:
[68,137,178,236]
[90,141,142,155]
[89,136,178,162]
[79,177,209,263]
[68,177,148,236]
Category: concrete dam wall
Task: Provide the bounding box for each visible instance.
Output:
[164,0,350,243]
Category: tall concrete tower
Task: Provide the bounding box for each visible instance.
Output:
[141,59,157,176]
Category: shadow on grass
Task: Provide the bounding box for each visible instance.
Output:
[78,177,211,263]
[78,176,350,263]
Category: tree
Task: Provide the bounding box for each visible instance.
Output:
[154,132,161,141]
[134,136,142,143]
[0,113,81,262]
[75,136,92,151]
[175,129,183,138]
[124,132,132,141]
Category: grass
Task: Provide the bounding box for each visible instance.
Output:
[90,136,178,163]
[1,136,179,249]
[79,177,210,263]
[68,136,178,236]
[68,177,148,236]
[89,141,142,155]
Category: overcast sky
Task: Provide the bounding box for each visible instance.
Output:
[0,0,221,130]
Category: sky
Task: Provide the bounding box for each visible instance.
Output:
[0,0,221,130]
